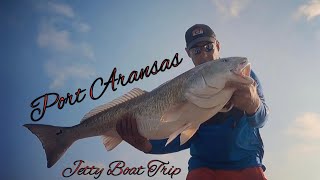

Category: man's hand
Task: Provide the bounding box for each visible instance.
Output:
[226,81,261,115]
[116,114,152,153]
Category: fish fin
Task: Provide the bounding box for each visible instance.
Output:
[165,123,192,146]
[102,134,122,151]
[160,102,188,123]
[185,89,233,109]
[168,103,225,145]
[81,88,147,123]
[164,102,227,146]
[180,124,200,145]
[23,124,76,168]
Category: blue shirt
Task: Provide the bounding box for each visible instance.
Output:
[146,71,269,172]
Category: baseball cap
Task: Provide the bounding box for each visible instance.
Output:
[185,24,216,50]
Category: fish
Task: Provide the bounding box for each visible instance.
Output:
[24,56,253,168]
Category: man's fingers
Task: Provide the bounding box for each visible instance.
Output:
[125,116,133,137]
[116,114,140,138]
[225,81,240,88]
[131,115,140,135]
[123,119,130,137]
[126,114,139,136]
[233,91,250,99]
[121,117,129,137]
[226,81,249,90]
[252,81,257,87]
[116,117,124,136]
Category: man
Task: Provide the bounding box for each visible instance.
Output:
[116,24,269,180]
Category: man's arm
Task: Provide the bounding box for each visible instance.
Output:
[228,70,269,128]
[245,71,270,128]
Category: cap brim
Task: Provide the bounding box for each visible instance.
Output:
[187,37,216,50]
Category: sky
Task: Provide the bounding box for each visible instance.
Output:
[1,0,320,179]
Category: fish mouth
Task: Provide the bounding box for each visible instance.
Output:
[231,60,251,79]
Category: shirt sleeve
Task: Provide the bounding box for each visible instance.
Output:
[246,70,270,128]
[145,135,192,154]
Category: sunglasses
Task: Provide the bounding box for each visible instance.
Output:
[190,42,215,55]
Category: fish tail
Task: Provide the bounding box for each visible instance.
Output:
[23,124,76,168]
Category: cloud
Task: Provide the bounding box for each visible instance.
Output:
[286,112,320,158]
[36,2,96,89]
[47,2,75,18]
[73,22,91,33]
[287,112,320,140]
[37,21,95,60]
[295,0,320,21]
[79,43,95,59]
[36,3,94,57]
[37,21,73,52]
[212,0,251,17]
[45,61,96,89]
[288,143,320,154]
